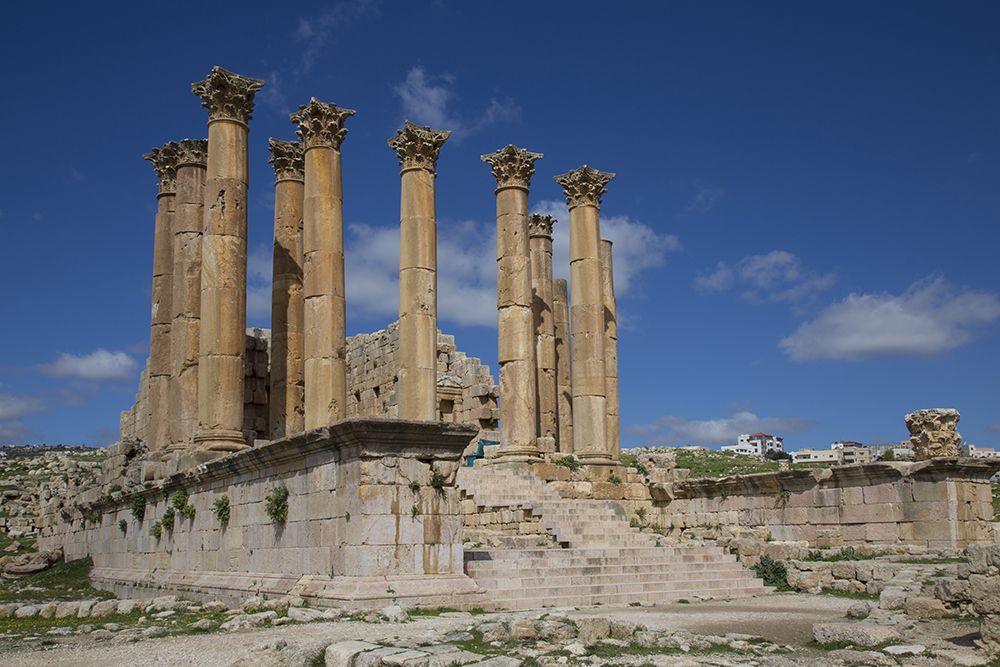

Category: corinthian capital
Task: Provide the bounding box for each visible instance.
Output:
[290,98,356,150]
[143,141,180,194]
[554,165,615,208]
[528,214,556,239]
[176,139,208,168]
[267,139,305,181]
[387,121,451,173]
[191,66,265,124]
[480,145,543,189]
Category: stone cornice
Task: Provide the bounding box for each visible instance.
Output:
[175,139,208,168]
[387,121,451,173]
[191,66,265,125]
[290,98,356,150]
[528,214,556,239]
[143,141,180,195]
[480,145,543,189]
[554,165,616,208]
[267,138,305,182]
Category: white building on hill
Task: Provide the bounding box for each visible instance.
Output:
[722,433,784,457]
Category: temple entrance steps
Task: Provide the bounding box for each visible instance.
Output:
[456,466,770,609]
[464,546,770,610]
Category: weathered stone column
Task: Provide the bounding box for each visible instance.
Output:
[388,121,451,421]
[553,277,573,453]
[191,67,264,454]
[529,214,558,447]
[166,139,207,455]
[555,166,616,464]
[267,139,306,439]
[481,145,543,463]
[142,142,179,459]
[291,98,355,430]
[600,239,620,458]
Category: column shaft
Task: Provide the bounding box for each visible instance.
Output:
[148,189,175,457]
[269,158,305,439]
[553,278,573,453]
[529,216,557,446]
[600,239,620,458]
[398,167,438,420]
[167,141,207,452]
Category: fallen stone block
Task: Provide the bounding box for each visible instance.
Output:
[812,622,901,647]
[324,640,379,667]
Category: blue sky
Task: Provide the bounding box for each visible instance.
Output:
[1,1,998,451]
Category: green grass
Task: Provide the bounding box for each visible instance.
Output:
[0,610,231,643]
[895,557,966,565]
[671,448,835,480]
[586,641,741,657]
[0,557,114,602]
[408,606,460,617]
[819,588,880,601]
[804,546,884,562]
[812,639,896,651]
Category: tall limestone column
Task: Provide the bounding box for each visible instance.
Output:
[291,98,355,430]
[600,239,620,458]
[267,139,306,439]
[142,142,179,459]
[553,277,573,452]
[166,139,207,455]
[529,214,558,447]
[388,121,451,421]
[555,166,616,464]
[191,67,264,454]
[481,145,543,463]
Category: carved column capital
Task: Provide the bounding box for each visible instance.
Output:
[481,144,543,189]
[176,139,208,168]
[191,66,265,125]
[143,141,180,194]
[290,98,356,150]
[554,165,616,208]
[267,138,305,181]
[529,214,556,239]
[388,121,451,173]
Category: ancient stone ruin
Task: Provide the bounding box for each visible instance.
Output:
[26,67,1000,638]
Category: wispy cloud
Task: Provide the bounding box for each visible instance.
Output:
[780,276,1000,361]
[247,243,272,324]
[686,184,725,213]
[626,409,815,447]
[0,420,35,444]
[295,0,380,73]
[40,349,138,382]
[696,250,835,303]
[0,392,45,421]
[393,66,520,139]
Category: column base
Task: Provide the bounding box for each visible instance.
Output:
[493,448,543,464]
[192,429,247,452]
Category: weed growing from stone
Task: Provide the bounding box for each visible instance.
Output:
[753,555,792,591]
[213,495,230,525]
[554,455,581,472]
[130,496,145,522]
[118,519,127,534]
[265,485,289,523]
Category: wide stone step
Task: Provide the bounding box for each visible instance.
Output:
[466,559,747,577]
[470,567,752,589]
[465,547,734,562]
[486,577,764,600]
[479,585,767,611]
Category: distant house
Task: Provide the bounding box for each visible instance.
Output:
[961,444,1000,459]
[790,449,840,464]
[722,433,784,457]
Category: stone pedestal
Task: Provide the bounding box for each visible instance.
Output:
[267,139,306,439]
[166,139,207,456]
[553,278,573,453]
[555,166,615,465]
[482,145,543,463]
[906,408,962,460]
[291,98,355,431]
[600,239,620,458]
[142,142,179,462]
[529,214,558,447]
[191,67,264,455]
[389,121,450,421]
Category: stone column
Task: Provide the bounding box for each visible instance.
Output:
[291,98,355,430]
[600,239,620,458]
[555,165,616,464]
[142,142,179,459]
[191,67,264,454]
[553,277,573,453]
[481,145,543,463]
[529,214,558,447]
[166,139,207,454]
[388,121,451,421]
[267,139,306,439]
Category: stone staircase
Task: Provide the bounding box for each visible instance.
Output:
[457,466,769,610]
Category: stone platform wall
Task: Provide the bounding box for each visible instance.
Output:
[38,419,484,610]
[649,459,999,548]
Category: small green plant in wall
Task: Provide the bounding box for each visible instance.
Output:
[213,495,231,525]
[130,496,146,522]
[554,455,581,472]
[150,520,163,540]
[171,489,196,520]
[430,471,446,496]
[161,506,176,533]
[118,519,127,534]
[265,485,289,523]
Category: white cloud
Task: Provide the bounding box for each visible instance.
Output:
[393,66,520,139]
[532,200,681,295]
[0,393,45,420]
[686,185,725,213]
[0,420,34,444]
[626,410,814,446]
[294,0,379,73]
[696,250,835,303]
[247,243,272,322]
[780,276,1000,361]
[41,349,138,382]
